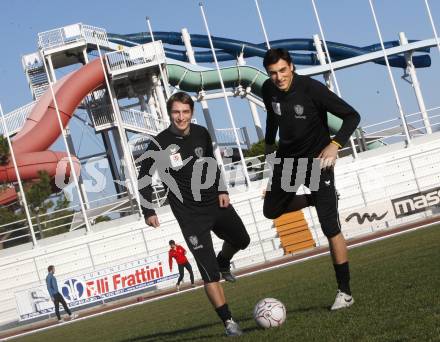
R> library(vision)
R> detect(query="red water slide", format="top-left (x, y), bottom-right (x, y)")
top-left (0, 58), bottom-right (105, 204)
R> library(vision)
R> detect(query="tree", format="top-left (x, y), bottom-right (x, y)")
top-left (26, 171), bottom-right (53, 213)
top-left (42, 192), bottom-right (74, 238)
top-left (244, 139), bottom-right (266, 159)
top-left (0, 135), bottom-right (10, 165)
top-left (0, 171), bottom-right (54, 248)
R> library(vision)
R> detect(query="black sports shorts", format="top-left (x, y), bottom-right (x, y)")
top-left (178, 204), bottom-right (250, 283)
top-left (263, 158), bottom-right (341, 238)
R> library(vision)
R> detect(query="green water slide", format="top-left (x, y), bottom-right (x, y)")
top-left (166, 62), bottom-right (381, 150)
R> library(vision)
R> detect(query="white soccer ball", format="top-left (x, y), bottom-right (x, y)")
top-left (253, 298), bottom-right (286, 329)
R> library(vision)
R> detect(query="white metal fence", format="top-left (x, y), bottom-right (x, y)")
top-left (37, 23), bottom-right (109, 50)
top-left (360, 105), bottom-right (440, 146)
top-left (120, 108), bottom-right (169, 134)
top-left (0, 102), bottom-right (36, 136)
top-left (90, 103), bottom-right (169, 135)
top-left (215, 126), bottom-right (251, 149)
top-left (105, 41), bottom-right (166, 75)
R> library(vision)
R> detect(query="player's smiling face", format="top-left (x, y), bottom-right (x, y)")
top-left (267, 59), bottom-right (294, 91)
top-left (170, 101), bottom-right (193, 136)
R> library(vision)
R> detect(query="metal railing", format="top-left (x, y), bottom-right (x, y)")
top-left (21, 52), bottom-right (49, 100)
top-left (89, 104), bottom-right (115, 128)
top-left (361, 105), bottom-right (440, 145)
top-left (120, 108), bottom-right (169, 134)
top-left (21, 52), bottom-right (44, 71)
top-left (2, 135), bottom-right (440, 249)
top-left (223, 154), bottom-right (269, 186)
top-left (38, 23), bottom-right (109, 50)
top-left (0, 101), bottom-right (36, 136)
top-left (215, 127), bottom-right (251, 149)
top-left (105, 41), bottom-right (166, 74)
top-left (0, 191), bottom-right (134, 247)
top-left (90, 103), bottom-right (168, 135)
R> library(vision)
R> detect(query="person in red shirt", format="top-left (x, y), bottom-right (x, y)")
top-left (169, 240), bottom-right (194, 291)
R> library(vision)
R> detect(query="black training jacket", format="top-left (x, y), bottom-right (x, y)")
top-left (138, 124), bottom-right (226, 221)
top-left (262, 73), bottom-right (360, 157)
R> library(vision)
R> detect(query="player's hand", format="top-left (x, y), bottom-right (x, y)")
top-left (218, 194), bottom-right (230, 208)
top-left (318, 143), bottom-right (338, 169)
top-left (146, 215), bottom-right (160, 228)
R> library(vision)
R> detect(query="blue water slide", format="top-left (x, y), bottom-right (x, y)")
top-left (107, 32), bottom-right (431, 68)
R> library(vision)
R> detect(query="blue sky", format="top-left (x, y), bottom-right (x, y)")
top-left (1, 0), bottom-right (440, 203)
top-left (2, 0), bottom-right (440, 121)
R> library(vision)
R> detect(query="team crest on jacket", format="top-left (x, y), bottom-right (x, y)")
top-left (194, 147), bottom-right (204, 159)
top-left (294, 104), bottom-right (304, 115)
top-left (189, 235), bottom-right (198, 247)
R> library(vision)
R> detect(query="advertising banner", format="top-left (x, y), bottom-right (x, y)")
top-left (15, 253), bottom-right (178, 321)
top-left (339, 201), bottom-right (395, 230)
top-left (391, 186), bottom-right (440, 218)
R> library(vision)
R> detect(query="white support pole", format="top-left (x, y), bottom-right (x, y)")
top-left (147, 89), bottom-right (160, 121)
top-left (48, 52), bottom-right (89, 207)
top-left (46, 55), bottom-right (57, 82)
top-left (200, 97), bottom-right (217, 141)
top-left (139, 96), bottom-right (147, 112)
top-left (199, 2), bottom-right (251, 187)
top-left (236, 56), bottom-right (265, 141)
top-left (152, 75), bottom-right (170, 124)
top-left (40, 54), bottom-right (92, 232)
top-left (254, 0), bottom-right (271, 49)
top-left (310, 0), bottom-right (359, 157)
top-left (399, 32), bottom-right (431, 134)
top-left (181, 28), bottom-right (197, 64)
top-left (199, 96), bottom-right (226, 183)
top-left (181, 27), bottom-right (225, 180)
top-left (368, 0), bottom-right (411, 144)
top-left (424, 0), bottom-right (440, 56)
top-left (310, 0), bottom-right (341, 94)
top-left (146, 17), bottom-right (171, 99)
top-left (313, 34), bottom-right (334, 91)
top-left (80, 183), bottom-right (90, 210)
top-left (93, 34), bottom-right (143, 217)
top-left (82, 48), bottom-right (89, 64)
top-left (248, 101), bottom-right (265, 142)
top-left (0, 103), bottom-right (38, 246)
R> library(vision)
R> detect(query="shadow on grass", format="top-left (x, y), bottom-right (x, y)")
top-left (118, 306), bottom-right (325, 341)
top-left (119, 315), bottom-right (258, 342)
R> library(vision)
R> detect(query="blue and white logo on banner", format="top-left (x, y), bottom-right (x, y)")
top-left (62, 278), bottom-right (84, 301)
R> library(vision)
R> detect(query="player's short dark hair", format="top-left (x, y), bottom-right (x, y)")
top-left (169, 240), bottom-right (175, 246)
top-left (263, 48), bottom-right (295, 70)
top-left (166, 92), bottom-right (194, 115)
top-left (48, 265), bottom-right (54, 272)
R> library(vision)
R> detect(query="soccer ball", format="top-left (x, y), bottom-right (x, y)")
top-left (253, 298), bottom-right (286, 329)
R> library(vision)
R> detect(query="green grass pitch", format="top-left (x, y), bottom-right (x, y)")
top-left (15, 225), bottom-right (440, 341)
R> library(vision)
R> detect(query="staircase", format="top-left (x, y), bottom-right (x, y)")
top-left (22, 53), bottom-right (49, 100)
top-left (90, 104), bottom-right (168, 136)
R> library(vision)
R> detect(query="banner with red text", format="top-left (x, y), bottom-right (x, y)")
top-left (15, 253), bottom-right (178, 321)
